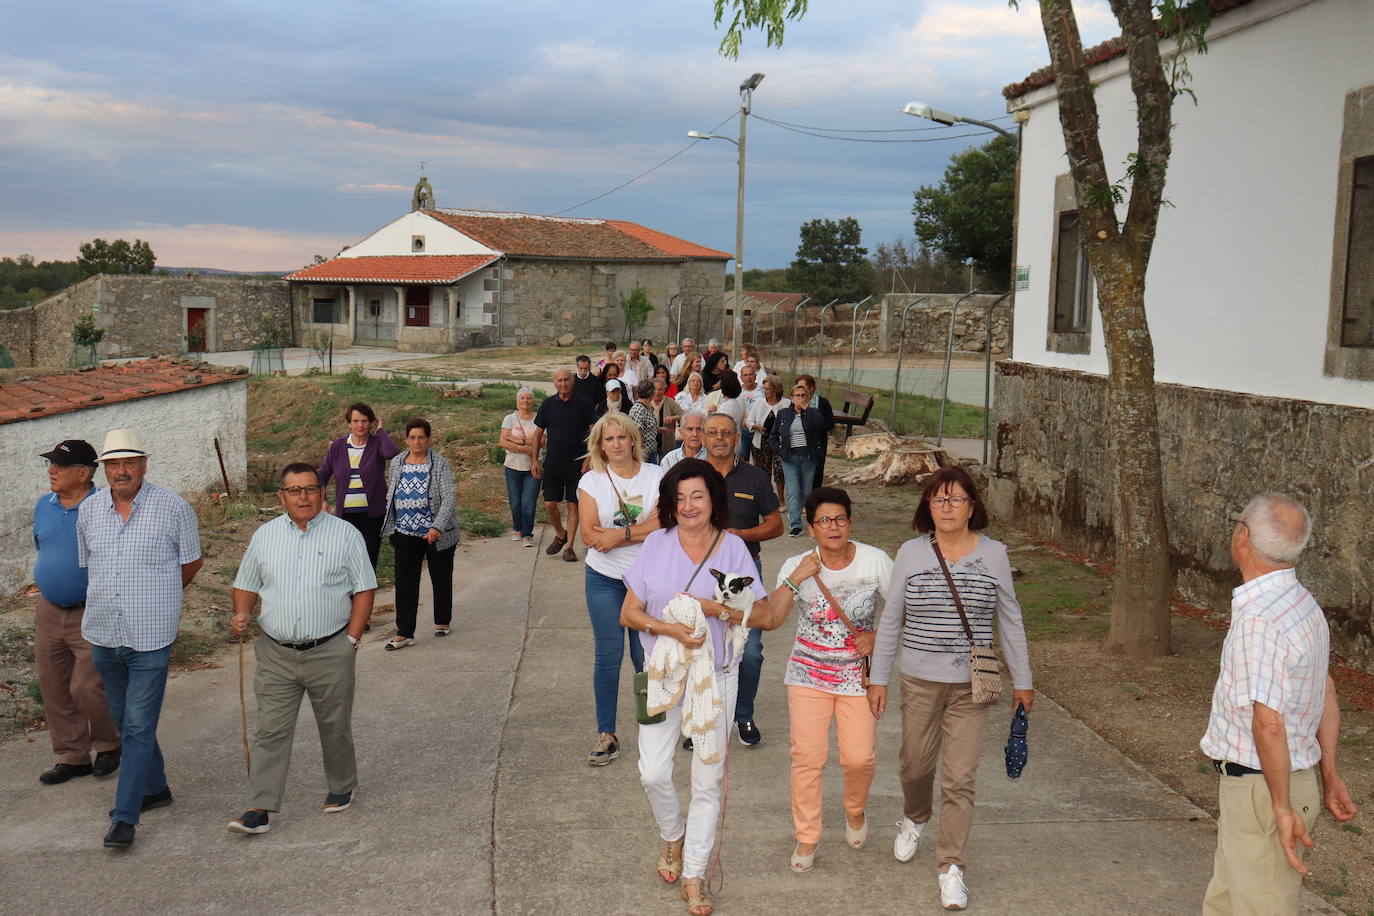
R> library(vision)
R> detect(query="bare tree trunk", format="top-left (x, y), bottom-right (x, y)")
top-left (1037, 0), bottom-right (1176, 657)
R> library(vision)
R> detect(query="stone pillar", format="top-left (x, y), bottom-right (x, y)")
top-left (346, 285), bottom-right (357, 344)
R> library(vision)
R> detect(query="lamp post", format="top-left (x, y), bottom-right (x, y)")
top-left (689, 71), bottom-right (763, 360)
top-left (901, 101), bottom-right (1018, 142)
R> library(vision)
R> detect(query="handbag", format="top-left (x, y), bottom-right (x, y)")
top-left (635, 529), bottom-right (722, 725)
top-left (811, 564), bottom-right (871, 689)
top-left (931, 535), bottom-right (1002, 705)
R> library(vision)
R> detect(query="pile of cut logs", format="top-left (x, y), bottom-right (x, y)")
top-left (832, 432), bottom-right (957, 487)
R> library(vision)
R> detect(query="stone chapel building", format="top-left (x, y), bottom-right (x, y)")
top-left (287, 178), bottom-right (731, 351)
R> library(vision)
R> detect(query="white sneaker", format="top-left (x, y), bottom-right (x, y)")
top-left (939, 865), bottom-right (968, 910)
top-left (893, 816), bottom-right (925, 862)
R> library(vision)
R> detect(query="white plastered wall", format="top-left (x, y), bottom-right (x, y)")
top-left (338, 212), bottom-right (498, 258)
top-left (0, 381), bottom-right (248, 594)
top-left (1011, 0), bottom-right (1374, 408)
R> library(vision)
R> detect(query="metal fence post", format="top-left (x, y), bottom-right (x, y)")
top-left (815, 299), bottom-right (838, 382)
top-left (890, 297), bottom-right (927, 428)
top-left (937, 291), bottom-right (978, 445)
top-left (847, 295), bottom-right (873, 388)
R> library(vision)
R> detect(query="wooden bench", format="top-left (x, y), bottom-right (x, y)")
top-left (833, 389), bottom-right (875, 439)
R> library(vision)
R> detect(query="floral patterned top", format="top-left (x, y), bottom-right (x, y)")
top-left (777, 541), bottom-right (894, 696)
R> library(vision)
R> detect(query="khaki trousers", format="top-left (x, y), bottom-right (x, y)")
top-left (248, 632), bottom-right (357, 812)
top-left (1202, 768), bottom-right (1319, 916)
top-left (34, 596), bottom-right (119, 763)
top-left (898, 674), bottom-right (989, 870)
top-left (788, 685), bottom-right (876, 844)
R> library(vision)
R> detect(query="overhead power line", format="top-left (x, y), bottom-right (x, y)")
top-left (759, 114), bottom-right (1012, 133)
top-left (552, 112), bottom-right (737, 216)
top-left (750, 114), bottom-right (998, 144)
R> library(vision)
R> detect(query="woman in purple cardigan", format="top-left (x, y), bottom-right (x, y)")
top-left (318, 401), bottom-right (401, 569)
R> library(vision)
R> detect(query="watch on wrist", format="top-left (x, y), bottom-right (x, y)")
top-left (718, 607), bottom-right (731, 621)
top-left (624, 526), bottom-right (632, 541)
top-left (646, 621), bottom-right (655, 636)
top-left (346, 634), bottom-right (359, 647)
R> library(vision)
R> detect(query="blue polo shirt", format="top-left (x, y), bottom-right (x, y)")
top-left (33, 487), bottom-right (97, 607)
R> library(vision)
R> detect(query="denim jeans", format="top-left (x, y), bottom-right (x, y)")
top-left (504, 466), bottom-right (540, 538)
top-left (734, 554), bottom-right (766, 724)
top-left (782, 453), bottom-right (817, 531)
top-left (585, 566), bottom-right (645, 735)
top-left (91, 644), bottom-right (172, 825)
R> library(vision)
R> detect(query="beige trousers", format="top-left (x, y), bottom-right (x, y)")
top-left (1202, 767), bottom-right (1319, 916)
top-left (898, 674), bottom-right (989, 870)
top-left (248, 633), bottom-right (357, 812)
top-left (34, 596), bottom-right (119, 763)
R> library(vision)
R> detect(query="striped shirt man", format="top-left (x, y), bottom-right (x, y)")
top-left (1200, 568), bottom-right (1329, 771)
top-left (77, 481), bottom-right (201, 652)
top-left (233, 511), bottom-right (377, 643)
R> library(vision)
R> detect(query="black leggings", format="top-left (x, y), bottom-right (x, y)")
top-left (390, 533), bottom-right (455, 638)
top-left (343, 512), bottom-right (384, 570)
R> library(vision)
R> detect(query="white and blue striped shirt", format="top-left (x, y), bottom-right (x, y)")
top-left (78, 481), bottom-right (202, 652)
top-left (234, 510), bottom-right (378, 642)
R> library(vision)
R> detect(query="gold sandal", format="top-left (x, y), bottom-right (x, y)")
top-left (680, 877), bottom-right (713, 915)
top-left (657, 836), bottom-right (684, 884)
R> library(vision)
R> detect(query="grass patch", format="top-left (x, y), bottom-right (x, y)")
top-left (812, 377), bottom-right (985, 438)
top-left (1011, 554), bottom-right (1110, 639)
top-left (461, 507), bottom-right (509, 539)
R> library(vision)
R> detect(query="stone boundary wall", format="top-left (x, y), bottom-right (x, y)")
top-left (753, 293), bottom-right (1012, 358)
top-left (0, 380), bottom-right (248, 595)
top-left (989, 360), bottom-right (1374, 667)
top-left (0, 275), bottom-right (293, 367)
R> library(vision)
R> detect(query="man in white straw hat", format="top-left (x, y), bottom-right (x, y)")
top-left (77, 428), bottom-right (202, 849)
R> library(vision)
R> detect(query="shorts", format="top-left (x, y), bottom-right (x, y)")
top-left (542, 461), bottom-right (582, 503)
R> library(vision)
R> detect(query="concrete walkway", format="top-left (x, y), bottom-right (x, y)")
top-left (0, 533), bottom-right (1334, 914)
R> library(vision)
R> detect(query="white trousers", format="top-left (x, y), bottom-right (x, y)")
top-left (637, 666), bottom-right (739, 879)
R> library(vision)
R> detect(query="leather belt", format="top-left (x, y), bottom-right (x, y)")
top-left (1213, 759), bottom-right (1261, 777)
top-left (270, 626), bottom-right (347, 652)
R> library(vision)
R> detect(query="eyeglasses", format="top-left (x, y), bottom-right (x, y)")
top-left (929, 496), bottom-right (971, 508)
top-left (813, 514), bottom-right (850, 528)
top-left (703, 430), bottom-right (734, 438)
top-left (279, 485), bottom-right (323, 495)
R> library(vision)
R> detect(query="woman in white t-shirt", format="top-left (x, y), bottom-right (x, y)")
top-left (577, 411), bottom-right (665, 766)
top-left (752, 485), bottom-right (893, 874)
top-left (674, 371), bottom-right (707, 413)
top-left (498, 387), bottom-right (540, 546)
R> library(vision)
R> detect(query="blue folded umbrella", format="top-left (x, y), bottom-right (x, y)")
top-left (1004, 702), bottom-right (1029, 779)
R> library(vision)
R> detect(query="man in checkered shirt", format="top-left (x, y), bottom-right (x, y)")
top-left (77, 429), bottom-right (202, 850)
top-left (1200, 493), bottom-right (1358, 915)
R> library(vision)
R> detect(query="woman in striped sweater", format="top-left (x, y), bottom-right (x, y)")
top-left (868, 465), bottom-right (1033, 911)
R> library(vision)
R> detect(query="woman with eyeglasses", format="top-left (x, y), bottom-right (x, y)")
top-left (769, 382), bottom-right (828, 538)
top-left (380, 418), bottom-right (460, 647)
top-left (749, 486), bottom-right (893, 874)
top-left (869, 466), bottom-right (1033, 911)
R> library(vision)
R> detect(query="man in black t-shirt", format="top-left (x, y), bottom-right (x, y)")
top-left (532, 368), bottom-right (597, 563)
top-left (570, 355), bottom-right (605, 412)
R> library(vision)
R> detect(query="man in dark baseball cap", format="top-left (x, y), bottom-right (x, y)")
top-left (39, 439), bottom-right (99, 468)
top-left (33, 438), bottom-right (120, 787)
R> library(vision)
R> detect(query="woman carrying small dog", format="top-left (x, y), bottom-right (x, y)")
top-left (380, 418), bottom-right (459, 647)
top-left (620, 458), bottom-right (781, 916)
top-left (577, 412), bottom-right (664, 766)
top-left (749, 485), bottom-right (893, 873)
top-left (870, 465), bottom-right (1033, 911)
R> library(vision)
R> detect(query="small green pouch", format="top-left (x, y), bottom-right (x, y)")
top-left (635, 670), bottom-right (665, 725)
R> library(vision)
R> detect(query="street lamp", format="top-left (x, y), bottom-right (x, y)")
top-left (689, 71), bottom-right (764, 358)
top-left (902, 101), bottom-right (1017, 143)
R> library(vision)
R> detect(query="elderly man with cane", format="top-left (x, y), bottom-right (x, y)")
top-left (226, 462), bottom-right (376, 835)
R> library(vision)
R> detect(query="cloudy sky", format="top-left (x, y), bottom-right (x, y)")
top-left (0, 0), bottom-right (1117, 272)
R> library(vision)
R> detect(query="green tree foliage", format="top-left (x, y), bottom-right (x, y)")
top-left (912, 134), bottom-right (1017, 290)
top-left (619, 284), bottom-right (655, 337)
top-left (786, 217), bottom-right (874, 304)
top-left (0, 254), bottom-right (84, 309)
top-left (872, 236), bottom-right (990, 295)
top-left (77, 238), bottom-right (156, 277)
top-left (726, 267), bottom-right (793, 292)
top-left (72, 312), bottom-right (105, 347)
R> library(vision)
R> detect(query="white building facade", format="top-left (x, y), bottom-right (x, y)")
top-left (991, 0), bottom-right (1374, 662)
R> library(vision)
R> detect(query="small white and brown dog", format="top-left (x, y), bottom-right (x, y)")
top-left (710, 568), bottom-right (755, 666)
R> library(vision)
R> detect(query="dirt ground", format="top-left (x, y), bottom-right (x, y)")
top-left (2, 361), bottom-right (1369, 912)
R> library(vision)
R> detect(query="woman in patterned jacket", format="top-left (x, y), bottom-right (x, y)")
top-left (380, 418), bottom-right (459, 648)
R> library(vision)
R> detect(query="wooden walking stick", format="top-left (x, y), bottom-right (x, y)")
top-left (238, 636), bottom-right (251, 772)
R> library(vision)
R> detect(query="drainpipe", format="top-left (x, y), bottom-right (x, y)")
top-left (846, 295), bottom-right (873, 388)
top-left (889, 297), bottom-right (927, 427)
top-left (937, 291), bottom-right (978, 445)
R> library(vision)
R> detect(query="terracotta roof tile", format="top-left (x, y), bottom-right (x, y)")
top-left (427, 210), bottom-right (731, 261)
top-left (0, 359), bottom-right (245, 426)
top-left (1003, 0), bottom-right (1256, 99)
top-left (285, 254), bottom-right (499, 283)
